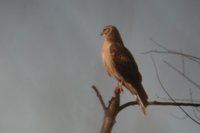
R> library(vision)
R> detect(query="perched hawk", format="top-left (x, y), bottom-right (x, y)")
top-left (101, 25), bottom-right (148, 114)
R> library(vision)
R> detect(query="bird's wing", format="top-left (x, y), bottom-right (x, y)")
top-left (110, 43), bottom-right (142, 84)
top-left (110, 43), bottom-right (148, 114)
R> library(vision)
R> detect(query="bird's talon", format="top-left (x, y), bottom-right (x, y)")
top-left (117, 86), bottom-right (123, 94)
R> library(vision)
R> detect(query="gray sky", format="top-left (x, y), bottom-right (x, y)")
top-left (0, 0), bottom-right (200, 133)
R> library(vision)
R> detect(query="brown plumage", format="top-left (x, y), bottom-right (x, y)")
top-left (101, 25), bottom-right (148, 114)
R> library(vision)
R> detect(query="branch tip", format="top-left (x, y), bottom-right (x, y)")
top-left (92, 85), bottom-right (107, 110)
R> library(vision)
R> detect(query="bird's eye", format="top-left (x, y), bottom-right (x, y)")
top-left (103, 28), bottom-right (110, 34)
top-left (103, 28), bottom-right (107, 32)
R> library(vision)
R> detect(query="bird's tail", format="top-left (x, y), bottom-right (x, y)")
top-left (124, 82), bottom-right (148, 115)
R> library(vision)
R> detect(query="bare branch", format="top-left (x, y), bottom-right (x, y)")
top-left (118, 101), bottom-right (200, 113)
top-left (101, 88), bottom-right (120, 133)
top-left (92, 83), bottom-right (200, 133)
top-left (142, 38), bottom-right (200, 64)
top-left (149, 38), bottom-right (168, 50)
top-left (155, 94), bottom-right (200, 103)
top-left (189, 88), bottom-right (200, 121)
top-left (149, 38), bottom-right (200, 61)
top-left (164, 60), bottom-right (200, 90)
top-left (151, 55), bottom-right (200, 125)
top-left (142, 50), bottom-right (200, 64)
top-left (181, 49), bottom-right (185, 74)
top-left (92, 85), bottom-right (107, 110)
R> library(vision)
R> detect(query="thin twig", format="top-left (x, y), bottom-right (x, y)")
top-left (155, 94), bottom-right (200, 103)
top-left (181, 49), bottom-right (185, 74)
top-left (92, 85), bottom-right (107, 110)
top-left (149, 38), bottom-right (169, 51)
top-left (151, 55), bottom-right (200, 125)
top-left (163, 60), bottom-right (200, 90)
top-left (142, 50), bottom-right (200, 64)
top-left (149, 38), bottom-right (200, 61)
top-left (141, 50), bottom-right (200, 59)
top-left (142, 38), bottom-right (200, 64)
top-left (189, 88), bottom-right (200, 121)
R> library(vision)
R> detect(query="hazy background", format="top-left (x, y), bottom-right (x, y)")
top-left (0, 0), bottom-right (200, 133)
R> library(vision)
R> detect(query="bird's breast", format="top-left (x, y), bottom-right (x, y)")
top-left (101, 41), bottom-right (121, 80)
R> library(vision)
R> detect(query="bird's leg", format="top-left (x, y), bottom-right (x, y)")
top-left (116, 81), bottom-right (124, 94)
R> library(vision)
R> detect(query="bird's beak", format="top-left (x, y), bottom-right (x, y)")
top-left (100, 32), bottom-right (103, 36)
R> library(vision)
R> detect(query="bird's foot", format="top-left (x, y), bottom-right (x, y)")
top-left (114, 81), bottom-right (124, 97)
top-left (116, 85), bottom-right (124, 95)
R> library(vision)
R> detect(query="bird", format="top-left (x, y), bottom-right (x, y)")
top-left (101, 25), bottom-right (148, 114)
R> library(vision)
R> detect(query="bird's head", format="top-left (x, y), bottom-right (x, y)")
top-left (100, 25), bottom-right (118, 36)
top-left (100, 25), bottom-right (122, 43)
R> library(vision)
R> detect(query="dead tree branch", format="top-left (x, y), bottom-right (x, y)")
top-left (92, 86), bottom-right (120, 133)
top-left (118, 101), bottom-right (200, 113)
top-left (141, 38), bottom-right (200, 64)
top-left (151, 55), bottom-right (200, 125)
top-left (155, 94), bottom-right (200, 103)
top-left (92, 85), bottom-right (107, 110)
top-left (92, 85), bottom-right (200, 133)
top-left (142, 49), bottom-right (200, 62)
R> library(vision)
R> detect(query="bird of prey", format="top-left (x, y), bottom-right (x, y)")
top-left (101, 25), bottom-right (148, 114)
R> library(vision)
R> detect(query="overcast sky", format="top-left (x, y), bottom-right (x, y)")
top-left (0, 0), bottom-right (200, 133)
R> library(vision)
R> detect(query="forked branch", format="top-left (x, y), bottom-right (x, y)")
top-left (92, 86), bottom-right (200, 133)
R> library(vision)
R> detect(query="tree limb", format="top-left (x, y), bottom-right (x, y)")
top-left (92, 85), bottom-right (200, 133)
top-left (142, 49), bottom-right (200, 62)
top-left (149, 38), bottom-right (200, 61)
top-left (118, 101), bottom-right (200, 113)
top-left (141, 38), bottom-right (200, 64)
top-left (151, 55), bottom-right (200, 125)
top-left (92, 85), bottom-right (107, 110)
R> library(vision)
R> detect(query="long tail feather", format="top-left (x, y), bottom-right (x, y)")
top-left (124, 82), bottom-right (148, 115)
